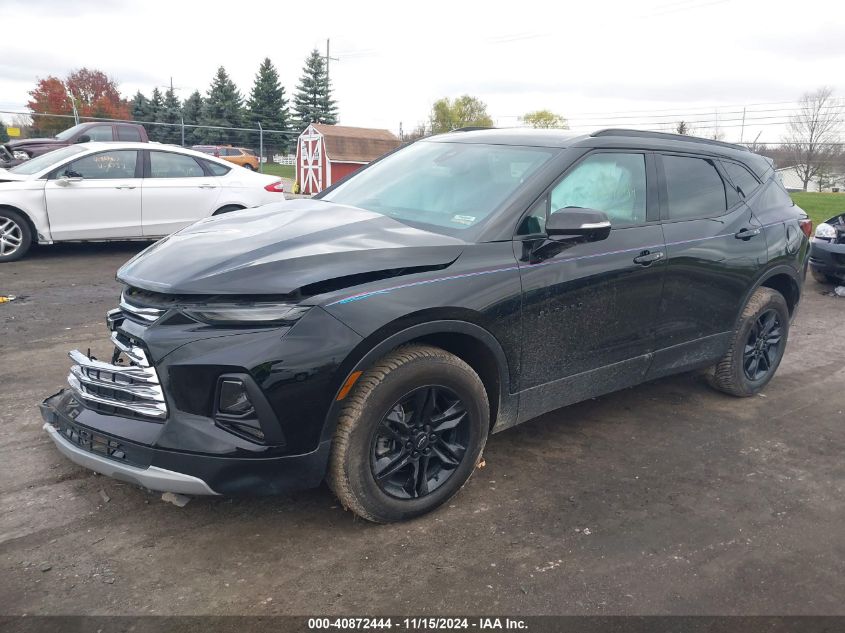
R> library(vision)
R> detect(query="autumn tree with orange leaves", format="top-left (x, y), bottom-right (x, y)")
top-left (27, 68), bottom-right (130, 135)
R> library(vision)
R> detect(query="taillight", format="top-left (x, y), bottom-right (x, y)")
top-left (264, 181), bottom-right (285, 193)
top-left (799, 218), bottom-right (813, 239)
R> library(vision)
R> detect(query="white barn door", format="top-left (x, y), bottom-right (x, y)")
top-left (298, 125), bottom-right (323, 194)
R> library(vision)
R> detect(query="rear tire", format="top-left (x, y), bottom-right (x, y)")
top-left (243, 164), bottom-right (255, 171)
top-left (0, 209), bottom-right (32, 262)
top-left (708, 287), bottom-right (789, 397)
top-left (328, 344), bottom-right (489, 523)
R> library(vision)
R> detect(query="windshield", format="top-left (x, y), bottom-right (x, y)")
top-left (320, 141), bottom-right (556, 234)
top-left (55, 124), bottom-right (88, 141)
top-left (9, 145), bottom-right (86, 175)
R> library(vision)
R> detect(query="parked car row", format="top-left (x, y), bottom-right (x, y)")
top-left (1, 122), bottom-right (149, 167)
top-left (192, 145), bottom-right (260, 171)
top-left (0, 142), bottom-right (285, 261)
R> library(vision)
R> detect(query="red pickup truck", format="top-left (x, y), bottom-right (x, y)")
top-left (1, 122), bottom-right (149, 166)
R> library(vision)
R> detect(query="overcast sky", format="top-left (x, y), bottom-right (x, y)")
top-left (1, 0), bottom-right (843, 142)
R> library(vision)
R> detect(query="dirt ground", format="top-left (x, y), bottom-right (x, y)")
top-left (1, 242), bottom-right (844, 616)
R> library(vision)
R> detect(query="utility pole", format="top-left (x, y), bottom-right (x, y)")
top-left (325, 38), bottom-right (339, 85)
top-left (739, 106), bottom-right (746, 143)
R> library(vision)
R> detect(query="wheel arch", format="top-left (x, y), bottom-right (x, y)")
top-left (212, 203), bottom-right (246, 216)
top-left (0, 204), bottom-right (39, 241)
top-left (320, 312), bottom-right (515, 445)
top-left (745, 265), bottom-right (802, 318)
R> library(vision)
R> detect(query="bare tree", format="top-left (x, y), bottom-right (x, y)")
top-left (783, 87), bottom-right (843, 191)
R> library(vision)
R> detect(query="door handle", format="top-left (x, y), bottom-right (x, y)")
top-left (735, 227), bottom-right (761, 240)
top-left (114, 184), bottom-right (136, 190)
top-left (198, 183), bottom-right (217, 189)
top-left (633, 250), bottom-right (664, 266)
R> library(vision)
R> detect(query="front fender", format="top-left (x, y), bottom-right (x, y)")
top-left (319, 318), bottom-right (517, 444)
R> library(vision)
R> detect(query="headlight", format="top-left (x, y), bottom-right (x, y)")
top-left (182, 303), bottom-right (310, 325)
top-left (12, 150), bottom-right (30, 161)
top-left (815, 223), bottom-right (837, 240)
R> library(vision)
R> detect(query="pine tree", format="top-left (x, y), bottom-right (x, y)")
top-left (147, 88), bottom-right (165, 141)
top-left (293, 49), bottom-right (338, 131)
top-left (198, 66), bottom-right (244, 145)
top-left (181, 90), bottom-right (204, 146)
top-left (156, 86), bottom-right (182, 145)
top-left (246, 58), bottom-right (291, 152)
top-left (131, 91), bottom-right (152, 121)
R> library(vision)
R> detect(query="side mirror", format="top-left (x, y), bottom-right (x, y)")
top-left (76, 135), bottom-right (91, 144)
top-left (57, 170), bottom-right (83, 185)
top-left (545, 208), bottom-right (611, 242)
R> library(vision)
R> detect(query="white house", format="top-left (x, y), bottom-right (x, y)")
top-left (776, 165), bottom-right (845, 193)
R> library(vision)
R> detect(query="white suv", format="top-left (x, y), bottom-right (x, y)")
top-left (0, 143), bottom-right (286, 261)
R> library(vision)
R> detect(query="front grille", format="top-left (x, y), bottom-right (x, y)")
top-left (119, 292), bottom-right (166, 324)
top-left (67, 333), bottom-right (167, 420)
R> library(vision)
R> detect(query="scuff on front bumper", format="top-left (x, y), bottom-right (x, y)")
top-left (40, 394), bottom-right (218, 495)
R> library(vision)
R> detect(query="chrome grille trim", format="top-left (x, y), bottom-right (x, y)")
top-left (67, 347), bottom-right (167, 420)
top-left (69, 365), bottom-right (163, 400)
top-left (119, 293), bottom-right (165, 323)
top-left (110, 331), bottom-right (149, 366)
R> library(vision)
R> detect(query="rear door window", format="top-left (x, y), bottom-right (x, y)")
top-left (149, 151), bottom-right (205, 178)
top-left (661, 155), bottom-right (727, 220)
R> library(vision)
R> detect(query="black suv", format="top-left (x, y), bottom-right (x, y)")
top-left (41, 128), bottom-right (811, 522)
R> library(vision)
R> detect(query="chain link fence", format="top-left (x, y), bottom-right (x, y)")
top-left (1, 110), bottom-right (299, 175)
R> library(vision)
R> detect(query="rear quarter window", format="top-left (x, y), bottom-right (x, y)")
top-left (117, 126), bottom-right (143, 142)
top-left (722, 160), bottom-right (760, 198)
top-left (755, 180), bottom-right (795, 211)
top-left (202, 159), bottom-right (231, 176)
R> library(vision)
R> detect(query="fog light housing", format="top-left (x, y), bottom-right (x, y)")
top-left (213, 374), bottom-right (286, 446)
top-left (218, 379), bottom-right (255, 416)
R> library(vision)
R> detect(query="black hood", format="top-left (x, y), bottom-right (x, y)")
top-left (117, 200), bottom-right (466, 296)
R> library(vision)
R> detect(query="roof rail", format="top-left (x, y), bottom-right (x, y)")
top-left (591, 128), bottom-right (749, 152)
top-left (452, 126), bottom-right (496, 132)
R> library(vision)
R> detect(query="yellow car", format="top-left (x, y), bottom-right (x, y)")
top-left (192, 145), bottom-right (260, 171)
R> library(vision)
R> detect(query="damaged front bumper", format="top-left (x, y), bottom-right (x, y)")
top-left (41, 393), bottom-right (218, 495)
top-left (809, 236), bottom-right (845, 281)
top-left (40, 388), bottom-right (333, 496)
top-left (37, 295), bottom-right (357, 496)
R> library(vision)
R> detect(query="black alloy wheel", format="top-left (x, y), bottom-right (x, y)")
top-left (371, 385), bottom-right (470, 500)
top-left (743, 309), bottom-right (783, 381)
top-left (709, 287), bottom-right (790, 397)
top-left (328, 344), bottom-right (489, 523)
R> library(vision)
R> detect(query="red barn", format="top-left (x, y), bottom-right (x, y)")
top-left (296, 123), bottom-right (401, 195)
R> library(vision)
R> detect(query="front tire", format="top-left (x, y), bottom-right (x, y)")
top-left (328, 345), bottom-right (489, 523)
top-left (0, 209), bottom-right (32, 262)
top-left (709, 287), bottom-right (790, 397)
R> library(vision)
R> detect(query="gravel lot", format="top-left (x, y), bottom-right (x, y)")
top-left (1, 242), bottom-right (844, 616)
